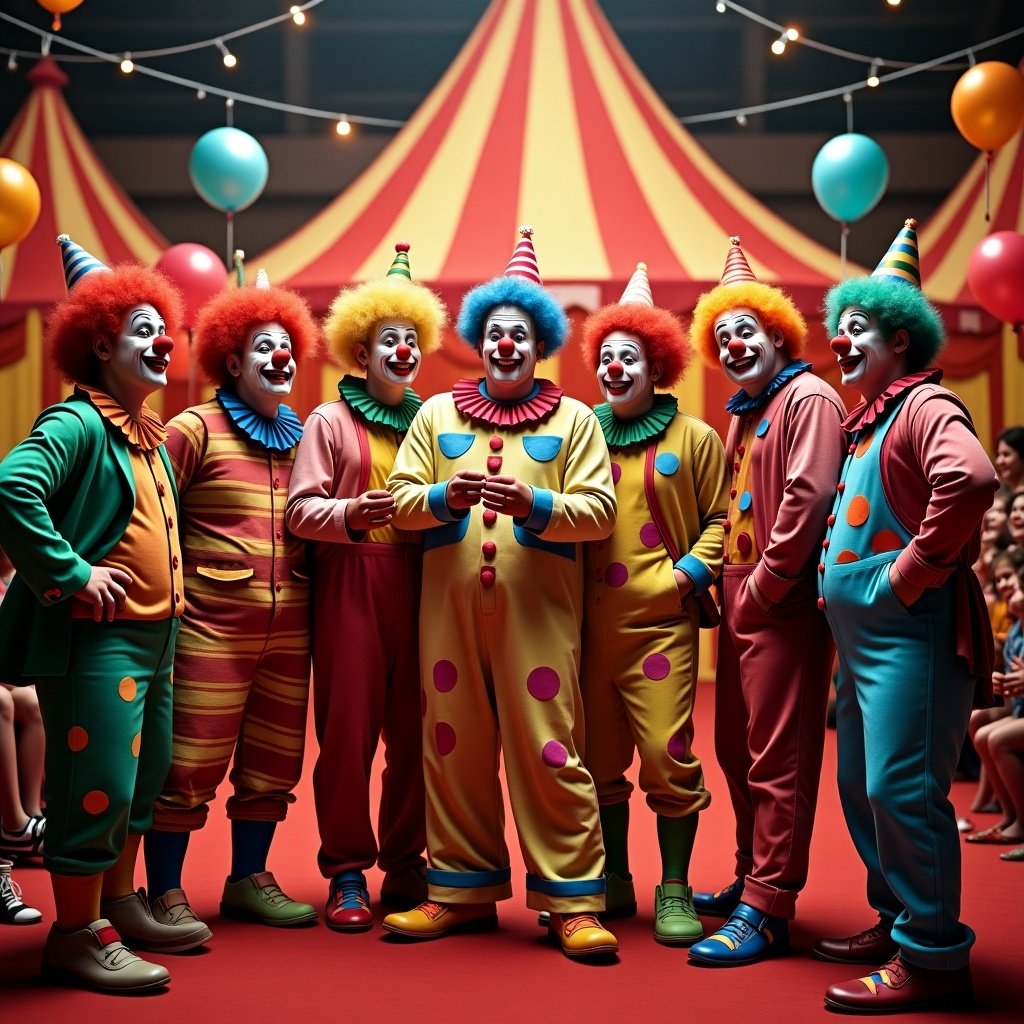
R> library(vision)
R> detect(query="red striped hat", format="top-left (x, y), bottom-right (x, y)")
top-left (720, 235), bottom-right (757, 285)
top-left (504, 225), bottom-right (542, 284)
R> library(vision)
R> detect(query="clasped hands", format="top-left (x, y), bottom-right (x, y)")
top-left (447, 470), bottom-right (532, 519)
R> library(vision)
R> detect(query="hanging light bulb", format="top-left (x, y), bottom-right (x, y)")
top-left (866, 59), bottom-right (881, 88)
top-left (120, 52), bottom-right (134, 74)
top-left (290, 5), bottom-right (306, 25)
top-left (785, 27), bottom-right (799, 41)
top-left (215, 39), bottom-right (237, 68)
top-left (771, 33), bottom-right (787, 55)
top-left (715, 2), bottom-right (727, 12)
top-left (886, 0), bottom-right (902, 7)
top-left (196, 88), bottom-right (206, 100)
top-left (336, 117), bottom-right (352, 137)
top-left (6, 52), bottom-right (18, 72)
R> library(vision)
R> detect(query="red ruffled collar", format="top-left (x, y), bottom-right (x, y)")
top-left (76, 385), bottom-right (167, 451)
top-left (452, 378), bottom-right (563, 428)
top-left (842, 369), bottom-right (941, 434)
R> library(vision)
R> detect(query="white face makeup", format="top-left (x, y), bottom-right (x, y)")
top-left (714, 306), bottom-right (786, 395)
top-left (597, 330), bottom-right (658, 419)
top-left (100, 303), bottom-right (172, 399)
top-left (480, 304), bottom-right (543, 400)
top-left (830, 307), bottom-right (899, 401)
top-left (359, 319), bottom-right (420, 388)
top-left (230, 321), bottom-right (295, 411)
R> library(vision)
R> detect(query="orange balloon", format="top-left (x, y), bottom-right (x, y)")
top-left (951, 61), bottom-right (1024, 153)
top-left (35, 0), bottom-right (85, 31)
top-left (0, 158), bottom-right (42, 250)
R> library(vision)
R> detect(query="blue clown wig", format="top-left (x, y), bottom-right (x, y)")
top-left (456, 276), bottom-right (568, 357)
top-left (824, 277), bottom-right (946, 372)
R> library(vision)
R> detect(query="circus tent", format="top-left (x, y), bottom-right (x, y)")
top-left (0, 57), bottom-right (168, 457)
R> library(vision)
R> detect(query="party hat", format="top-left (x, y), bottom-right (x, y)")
top-left (56, 234), bottom-right (109, 291)
top-left (255, 268), bottom-right (270, 290)
top-left (619, 262), bottom-right (653, 306)
top-left (720, 235), bottom-right (758, 285)
top-left (871, 218), bottom-right (921, 287)
top-left (504, 225), bottom-right (542, 284)
top-left (387, 241), bottom-right (413, 281)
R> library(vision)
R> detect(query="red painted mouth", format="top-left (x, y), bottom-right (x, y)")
top-left (602, 379), bottom-right (632, 395)
top-left (142, 356), bottom-right (168, 374)
top-left (491, 356), bottom-right (521, 372)
top-left (839, 355), bottom-right (863, 375)
top-left (388, 361), bottom-right (416, 377)
top-left (261, 368), bottom-right (292, 385)
top-left (727, 355), bottom-right (757, 374)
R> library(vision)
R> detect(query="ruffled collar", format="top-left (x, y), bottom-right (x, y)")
top-left (842, 369), bottom-right (941, 434)
top-left (338, 374), bottom-right (422, 432)
top-left (452, 378), bottom-right (562, 428)
top-left (725, 360), bottom-right (812, 415)
top-left (216, 388), bottom-right (303, 452)
top-left (594, 394), bottom-right (677, 449)
top-left (75, 385), bottom-right (166, 451)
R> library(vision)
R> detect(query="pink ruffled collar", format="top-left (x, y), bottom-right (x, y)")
top-left (842, 369), bottom-right (941, 434)
top-left (452, 378), bottom-right (563, 428)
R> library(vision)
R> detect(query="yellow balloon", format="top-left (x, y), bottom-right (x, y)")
top-left (951, 61), bottom-right (1024, 153)
top-left (0, 158), bottom-right (42, 250)
top-left (35, 0), bottom-right (85, 31)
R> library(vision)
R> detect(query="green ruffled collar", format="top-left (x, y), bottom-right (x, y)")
top-left (338, 374), bottom-right (422, 432)
top-left (594, 393), bottom-right (677, 448)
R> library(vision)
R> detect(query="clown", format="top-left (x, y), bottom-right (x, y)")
top-left (0, 236), bottom-right (192, 992)
top-left (286, 242), bottom-right (446, 931)
top-left (381, 227), bottom-right (619, 960)
top-left (144, 269), bottom-right (319, 932)
top-left (814, 221), bottom-right (996, 1014)
top-left (686, 237), bottom-right (846, 967)
top-left (578, 262), bottom-right (728, 945)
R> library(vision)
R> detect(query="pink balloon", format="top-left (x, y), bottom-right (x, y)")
top-left (967, 231), bottom-right (1024, 325)
top-left (155, 243), bottom-right (227, 329)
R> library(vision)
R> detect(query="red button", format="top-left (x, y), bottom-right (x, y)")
top-left (827, 514), bottom-right (836, 526)
top-left (817, 597), bottom-right (826, 610)
top-left (734, 462), bottom-right (741, 472)
top-left (157, 482), bottom-right (166, 496)
top-left (174, 592), bottom-right (181, 604)
top-left (487, 456), bottom-right (502, 472)
top-left (489, 436), bottom-right (503, 451)
top-left (818, 563), bottom-right (825, 574)
top-left (480, 567), bottom-right (496, 588)
top-left (273, 478), bottom-right (281, 490)
top-left (723, 521), bottom-right (732, 533)
top-left (172, 555), bottom-right (179, 569)
top-left (275, 583), bottom-right (282, 592)
top-left (482, 541), bottom-right (496, 560)
top-left (483, 509), bottom-right (497, 526)
top-left (167, 516), bottom-right (174, 528)
top-left (730, 489), bottom-right (737, 498)
top-left (723, 554), bottom-right (731, 565)
top-left (276, 530), bottom-right (283, 541)
top-left (837, 482), bottom-right (846, 494)
top-left (848, 443), bottom-right (857, 454)
top-left (822, 539), bottom-right (830, 550)
top-left (736, 444), bottom-right (745, 455)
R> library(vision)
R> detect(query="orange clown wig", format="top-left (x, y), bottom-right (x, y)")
top-left (582, 303), bottom-right (691, 389)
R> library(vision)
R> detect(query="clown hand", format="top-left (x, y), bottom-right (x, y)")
top-left (482, 475), bottom-right (533, 518)
top-left (446, 470), bottom-right (486, 511)
top-left (74, 567), bottom-right (133, 622)
top-left (345, 489), bottom-right (396, 531)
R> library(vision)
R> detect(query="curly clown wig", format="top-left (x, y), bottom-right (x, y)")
top-left (689, 281), bottom-right (807, 368)
top-left (195, 285), bottom-right (321, 388)
top-left (47, 264), bottom-right (183, 386)
top-left (323, 278), bottom-right (447, 374)
top-left (457, 276), bottom-right (568, 357)
top-left (823, 277), bottom-right (945, 372)
top-left (581, 303), bottom-right (691, 389)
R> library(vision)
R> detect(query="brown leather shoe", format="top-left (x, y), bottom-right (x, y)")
top-left (812, 922), bottom-right (897, 964)
top-left (41, 919), bottom-right (170, 993)
top-left (824, 955), bottom-right (973, 1014)
top-left (381, 900), bottom-right (497, 940)
top-left (103, 888), bottom-right (210, 952)
top-left (549, 913), bottom-right (619, 960)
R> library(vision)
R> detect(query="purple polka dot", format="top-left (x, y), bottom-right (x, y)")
top-left (435, 722), bottom-right (456, 756)
top-left (667, 731), bottom-right (689, 762)
top-left (527, 666), bottom-right (561, 701)
top-left (606, 562), bottom-right (629, 587)
top-left (610, 462), bottom-right (622, 485)
top-left (643, 653), bottom-right (671, 680)
top-left (433, 659), bottom-right (457, 692)
top-left (639, 522), bottom-right (661, 549)
top-left (542, 740), bottom-right (568, 768)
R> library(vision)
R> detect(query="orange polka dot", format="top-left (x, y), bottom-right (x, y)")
top-left (846, 495), bottom-right (870, 527)
top-left (836, 550), bottom-right (861, 564)
top-left (118, 677), bottom-right (137, 702)
top-left (871, 530), bottom-right (904, 554)
top-left (82, 790), bottom-right (110, 815)
top-left (131, 732), bottom-right (142, 758)
top-left (67, 726), bottom-right (89, 752)
top-left (855, 435), bottom-right (873, 458)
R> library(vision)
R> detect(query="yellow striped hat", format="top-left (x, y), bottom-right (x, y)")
top-left (871, 218), bottom-right (921, 287)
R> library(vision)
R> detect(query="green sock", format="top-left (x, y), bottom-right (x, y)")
top-left (657, 813), bottom-right (698, 885)
top-left (599, 802), bottom-right (631, 878)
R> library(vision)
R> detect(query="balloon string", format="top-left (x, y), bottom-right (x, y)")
top-left (984, 152), bottom-right (992, 223)
top-left (226, 213), bottom-right (234, 271)
top-left (840, 222), bottom-right (849, 278)
top-left (187, 327), bottom-right (196, 408)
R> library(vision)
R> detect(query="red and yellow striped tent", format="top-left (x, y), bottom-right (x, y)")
top-left (919, 128), bottom-right (1024, 443)
top-left (0, 58), bottom-right (167, 457)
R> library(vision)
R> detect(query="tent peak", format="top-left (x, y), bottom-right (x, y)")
top-left (27, 57), bottom-right (69, 90)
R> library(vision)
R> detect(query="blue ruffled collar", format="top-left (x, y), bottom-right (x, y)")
top-left (216, 388), bottom-right (303, 452)
top-left (725, 360), bottom-right (811, 414)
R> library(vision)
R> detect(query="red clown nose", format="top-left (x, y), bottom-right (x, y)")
top-left (395, 342), bottom-right (412, 361)
top-left (830, 335), bottom-right (852, 357)
top-left (606, 360), bottom-right (624, 378)
top-left (270, 349), bottom-right (292, 369)
top-left (727, 339), bottom-right (748, 359)
top-left (152, 335), bottom-right (175, 357)
top-left (497, 337), bottom-right (516, 357)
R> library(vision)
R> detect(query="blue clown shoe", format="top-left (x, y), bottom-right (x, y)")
top-left (687, 902), bottom-right (789, 967)
top-left (692, 878), bottom-right (744, 917)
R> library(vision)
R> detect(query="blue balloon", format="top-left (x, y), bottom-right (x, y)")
top-left (811, 133), bottom-right (889, 223)
top-left (189, 127), bottom-right (268, 214)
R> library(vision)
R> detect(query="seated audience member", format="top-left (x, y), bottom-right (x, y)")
top-left (994, 427), bottom-right (1024, 495)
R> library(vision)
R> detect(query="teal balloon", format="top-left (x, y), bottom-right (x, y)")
top-left (189, 127), bottom-right (268, 214)
top-left (811, 133), bottom-right (889, 223)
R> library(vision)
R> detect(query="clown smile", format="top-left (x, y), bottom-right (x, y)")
top-left (260, 367), bottom-right (292, 385)
top-left (839, 353), bottom-right (864, 376)
top-left (386, 359), bottom-right (417, 378)
top-left (142, 355), bottom-right (169, 375)
top-left (491, 355), bottom-right (523, 372)
top-left (727, 354), bottom-right (757, 375)
top-left (602, 378), bottom-right (633, 396)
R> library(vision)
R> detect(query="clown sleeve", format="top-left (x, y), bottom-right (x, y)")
top-left (164, 410), bottom-right (207, 495)
top-left (677, 425), bottom-right (729, 593)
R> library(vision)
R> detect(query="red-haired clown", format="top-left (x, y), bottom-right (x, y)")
top-left (145, 267), bottom-right (319, 933)
top-left (0, 236), bottom-right (189, 992)
top-left (578, 262), bottom-right (728, 946)
top-left (685, 238), bottom-right (846, 968)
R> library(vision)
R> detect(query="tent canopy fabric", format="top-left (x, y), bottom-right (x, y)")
top-left (254, 0), bottom-right (855, 308)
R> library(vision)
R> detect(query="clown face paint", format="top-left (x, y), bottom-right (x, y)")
top-left (358, 319), bottom-right (420, 401)
top-left (99, 303), bottom-right (173, 407)
top-left (480, 304), bottom-right (544, 402)
top-left (831, 307), bottom-right (904, 403)
top-left (597, 330), bottom-right (657, 420)
top-left (714, 307), bottom-right (786, 396)
top-left (230, 321), bottom-right (295, 416)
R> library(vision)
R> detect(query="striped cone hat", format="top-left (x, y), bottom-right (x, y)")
top-left (619, 262), bottom-right (653, 306)
top-left (56, 233), bottom-right (109, 291)
top-left (871, 218), bottom-right (921, 287)
top-left (255, 268), bottom-right (271, 290)
top-left (720, 235), bottom-right (757, 285)
top-left (504, 225), bottom-right (542, 284)
top-left (387, 241), bottom-right (413, 281)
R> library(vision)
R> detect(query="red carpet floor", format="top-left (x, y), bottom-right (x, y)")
top-left (1, 683), bottom-right (1020, 1023)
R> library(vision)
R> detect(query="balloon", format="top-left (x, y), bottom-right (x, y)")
top-left (35, 0), bottom-right (85, 31)
top-left (0, 158), bottom-right (42, 249)
top-left (811, 133), bottom-right (889, 223)
top-left (155, 243), bottom-right (227, 330)
top-left (189, 128), bottom-right (269, 214)
top-left (951, 62), bottom-right (1024, 153)
top-left (967, 231), bottom-right (1024, 325)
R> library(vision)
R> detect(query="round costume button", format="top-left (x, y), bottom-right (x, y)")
top-left (172, 555), bottom-right (179, 569)
top-left (818, 563), bottom-right (825, 574)
top-left (723, 554), bottom-right (731, 565)
top-left (483, 510), bottom-right (497, 526)
top-left (276, 530), bottom-right (283, 541)
top-left (275, 583), bottom-right (282, 592)
top-left (489, 436), bottom-right (503, 451)
top-left (837, 482), bottom-right (846, 493)
top-left (827, 514), bottom-right (836, 527)
top-left (736, 444), bottom-right (745, 455)
top-left (482, 541), bottom-right (496, 560)
top-left (174, 592), bottom-right (181, 604)
top-left (723, 521), bottom-right (732, 533)
top-left (167, 516), bottom-right (174, 528)
top-left (817, 597), bottom-right (826, 610)
top-left (733, 461), bottom-right (741, 472)
top-left (730, 488), bottom-right (737, 498)
top-left (273, 478), bottom-right (281, 490)
top-left (848, 443), bottom-right (857, 454)
top-left (487, 456), bottom-right (502, 472)
top-left (822, 539), bottom-right (830, 550)
top-left (480, 567), bottom-right (496, 588)
top-left (157, 482), bottom-right (166, 496)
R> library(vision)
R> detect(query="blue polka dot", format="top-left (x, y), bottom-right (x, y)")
top-left (438, 433), bottom-right (475, 458)
top-left (755, 418), bottom-right (770, 438)
top-left (738, 491), bottom-right (752, 512)
top-left (655, 453), bottom-right (680, 476)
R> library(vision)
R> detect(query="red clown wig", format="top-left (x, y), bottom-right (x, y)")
top-left (194, 285), bottom-right (321, 388)
top-left (581, 303), bottom-right (691, 389)
top-left (47, 264), bottom-right (183, 386)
